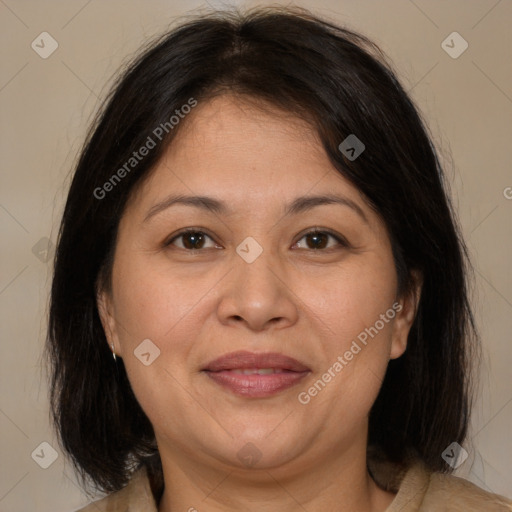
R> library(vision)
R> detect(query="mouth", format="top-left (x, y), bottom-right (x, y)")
top-left (202, 351), bottom-right (311, 398)
top-left (202, 350), bottom-right (311, 373)
top-left (218, 368), bottom-right (297, 375)
top-left (203, 369), bottom-right (310, 398)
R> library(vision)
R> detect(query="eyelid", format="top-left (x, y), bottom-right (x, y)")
top-left (292, 228), bottom-right (349, 249)
top-left (164, 227), bottom-right (350, 251)
top-left (164, 228), bottom-right (219, 249)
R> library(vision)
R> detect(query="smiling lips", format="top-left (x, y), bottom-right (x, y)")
top-left (202, 350), bottom-right (311, 398)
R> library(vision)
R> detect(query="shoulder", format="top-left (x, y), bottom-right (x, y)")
top-left (422, 471), bottom-right (512, 511)
top-left (72, 468), bottom-right (158, 512)
top-left (369, 451), bottom-right (512, 512)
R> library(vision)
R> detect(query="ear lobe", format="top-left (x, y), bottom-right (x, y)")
top-left (390, 270), bottom-right (423, 360)
top-left (96, 290), bottom-right (122, 357)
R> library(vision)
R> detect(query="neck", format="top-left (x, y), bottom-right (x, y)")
top-left (157, 441), bottom-right (395, 512)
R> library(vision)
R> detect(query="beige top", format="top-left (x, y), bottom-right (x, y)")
top-left (77, 457), bottom-right (512, 511)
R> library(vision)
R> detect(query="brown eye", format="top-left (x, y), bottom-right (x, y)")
top-left (166, 230), bottom-right (218, 250)
top-left (293, 230), bottom-right (348, 250)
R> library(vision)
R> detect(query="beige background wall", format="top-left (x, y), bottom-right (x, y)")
top-left (0, 0), bottom-right (510, 510)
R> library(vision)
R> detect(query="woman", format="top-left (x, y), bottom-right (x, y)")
top-left (46, 6), bottom-right (512, 511)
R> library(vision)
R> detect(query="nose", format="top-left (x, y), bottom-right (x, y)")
top-left (216, 246), bottom-right (299, 332)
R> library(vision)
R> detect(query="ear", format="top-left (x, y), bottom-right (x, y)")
top-left (96, 288), bottom-right (123, 358)
top-left (389, 270), bottom-right (423, 360)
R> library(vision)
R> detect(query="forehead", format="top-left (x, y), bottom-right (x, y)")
top-left (126, 94), bottom-right (372, 222)
top-left (168, 95), bottom-right (326, 167)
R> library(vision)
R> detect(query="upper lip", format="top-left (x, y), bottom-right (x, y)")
top-left (203, 350), bottom-right (311, 372)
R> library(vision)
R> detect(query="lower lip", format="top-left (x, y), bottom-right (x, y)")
top-left (203, 370), bottom-right (310, 398)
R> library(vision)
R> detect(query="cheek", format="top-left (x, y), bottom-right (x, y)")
top-left (299, 255), bottom-right (398, 411)
top-left (111, 253), bottom-right (218, 346)
top-left (110, 257), bottom-right (208, 433)
top-left (109, 253), bottom-right (220, 402)
top-left (302, 254), bottom-right (398, 346)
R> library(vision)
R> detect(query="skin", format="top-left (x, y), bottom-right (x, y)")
top-left (98, 94), bottom-right (422, 512)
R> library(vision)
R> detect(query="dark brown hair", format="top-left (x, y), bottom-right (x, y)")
top-left (47, 5), bottom-right (478, 496)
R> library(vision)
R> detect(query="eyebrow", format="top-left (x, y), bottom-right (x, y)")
top-left (143, 193), bottom-right (369, 224)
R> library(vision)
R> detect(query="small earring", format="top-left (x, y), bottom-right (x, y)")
top-left (111, 342), bottom-right (117, 362)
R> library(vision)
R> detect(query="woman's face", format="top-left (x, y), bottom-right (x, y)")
top-left (98, 95), bottom-right (418, 474)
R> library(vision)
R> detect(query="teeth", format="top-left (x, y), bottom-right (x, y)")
top-left (230, 368), bottom-right (285, 375)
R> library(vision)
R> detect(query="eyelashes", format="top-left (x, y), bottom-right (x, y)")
top-left (166, 230), bottom-right (219, 250)
top-left (293, 229), bottom-right (349, 250)
top-left (164, 228), bottom-right (349, 252)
